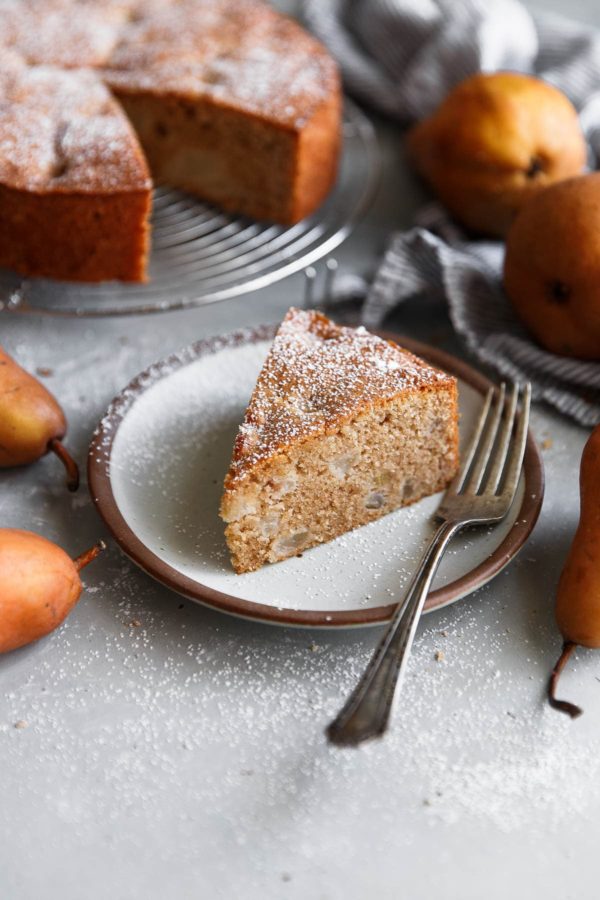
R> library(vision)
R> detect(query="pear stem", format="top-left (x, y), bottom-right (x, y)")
top-left (48, 438), bottom-right (80, 492)
top-left (548, 640), bottom-right (583, 719)
top-left (73, 540), bottom-right (107, 572)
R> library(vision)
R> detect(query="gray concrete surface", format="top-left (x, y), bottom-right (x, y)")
top-left (1, 3), bottom-right (599, 898)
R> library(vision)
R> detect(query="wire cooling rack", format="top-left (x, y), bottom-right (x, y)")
top-left (0, 101), bottom-right (379, 318)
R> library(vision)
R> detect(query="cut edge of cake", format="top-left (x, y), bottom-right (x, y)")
top-left (220, 308), bottom-right (459, 574)
top-left (102, 2), bottom-right (342, 226)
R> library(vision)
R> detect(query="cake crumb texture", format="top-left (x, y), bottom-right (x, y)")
top-left (221, 309), bottom-right (459, 573)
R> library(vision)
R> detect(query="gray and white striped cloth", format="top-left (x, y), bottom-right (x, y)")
top-left (303, 0), bottom-right (600, 426)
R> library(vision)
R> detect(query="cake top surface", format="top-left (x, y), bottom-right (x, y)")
top-left (0, 0), bottom-right (134, 69)
top-left (225, 308), bottom-right (456, 489)
top-left (0, 0), bottom-right (339, 150)
top-left (0, 60), bottom-right (151, 193)
top-left (0, 0), bottom-right (338, 193)
top-left (103, 0), bottom-right (338, 127)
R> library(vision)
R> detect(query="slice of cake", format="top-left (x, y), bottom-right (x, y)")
top-left (0, 60), bottom-right (152, 282)
top-left (220, 308), bottom-right (459, 574)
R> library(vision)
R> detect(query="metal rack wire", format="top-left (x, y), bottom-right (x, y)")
top-left (0, 101), bottom-right (379, 318)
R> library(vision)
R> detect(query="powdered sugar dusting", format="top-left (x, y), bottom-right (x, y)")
top-left (0, 0), bottom-right (338, 187)
top-left (1, 319), bottom-right (596, 895)
top-left (104, 0), bottom-right (337, 125)
top-left (0, 0), bottom-right (335, 195)
top-left (0, 1), bottom-right (129, 69)
top-left (2, 559), bottom-right (600, 889)
top-left (0, 63), bottom-right (150, 191)
top-left (226, 308), bottom-right (455, 487)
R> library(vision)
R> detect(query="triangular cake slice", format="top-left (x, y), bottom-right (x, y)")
top-left (220, 308), bottom-right (459, 574)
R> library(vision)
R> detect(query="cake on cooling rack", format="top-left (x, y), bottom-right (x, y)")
top-left (0, 0), bottom-right (341, 283)
top-left (0, 59), bottom-right (152, 282)
top-left (220, 309), bottom-right (459, 574)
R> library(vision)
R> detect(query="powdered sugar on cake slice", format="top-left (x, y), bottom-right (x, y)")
top-left (225, 307), bottom-right (455, 490)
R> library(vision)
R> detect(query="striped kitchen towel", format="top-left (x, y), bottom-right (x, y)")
top-left (304, 0), bottom-right (600, 426)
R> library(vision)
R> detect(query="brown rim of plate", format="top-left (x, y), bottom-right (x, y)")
top-left (88, 323), bottom-right (545, 629)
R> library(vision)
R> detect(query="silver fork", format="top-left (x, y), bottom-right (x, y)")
top-left (327, 381), bottom-right (531, 747)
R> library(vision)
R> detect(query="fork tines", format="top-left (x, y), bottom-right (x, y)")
top-left (449, 382), bottom-right (531, 501)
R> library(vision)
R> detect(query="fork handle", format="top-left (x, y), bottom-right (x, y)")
top-left (327, 520), bottom-right (460, 747)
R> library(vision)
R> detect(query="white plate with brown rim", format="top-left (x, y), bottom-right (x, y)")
top-left (88, 324), bottom-right (544, 628)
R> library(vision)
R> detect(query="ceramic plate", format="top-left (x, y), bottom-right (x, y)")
top-left (88, 325), bottom-right (544, 628)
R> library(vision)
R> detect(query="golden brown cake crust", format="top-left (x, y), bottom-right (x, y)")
top-left (0, 56), bottom-right (151, 281)
top-left (0, 0), bottom-right (341, 280)
top-left (0, 1), bottom-right (134, 70)
top-left (103, 0), bottom-right (341, 224)
top-left (104, 0), bottom-right (340, 129)
top-left (0, 184), bottom-right (151, 281)
top-left (224, 308), bottom-right (457, 492)
top-left (0, 61), bottom-right (151, 194)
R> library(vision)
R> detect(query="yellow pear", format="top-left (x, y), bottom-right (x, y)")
top-left (0, 345), bottom-right (79, 489)
top-left (504, 173), bottom-right (600, 359)
top-left (549, 425), bottom-right (600, 717)
top-left (408, 72), bottom-right (587, 238)
top-left (0, 529), bottom-right (105, 653)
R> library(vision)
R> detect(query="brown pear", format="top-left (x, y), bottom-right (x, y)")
top-left (548, 425), bottom-right (600, 717)
top-left (0, 529), bottom-right (105, 653)
top-left (408, 72), bottom-right (587, 238)
top-left (0, 346), bottom-right (79, 490)
top-left (504, 173), bottom-right (600, 359)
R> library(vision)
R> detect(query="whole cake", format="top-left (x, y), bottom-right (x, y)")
top-left (0, 0), bottom-right (341, 283)
top-left (220, 309), bottom-right (459, 574)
